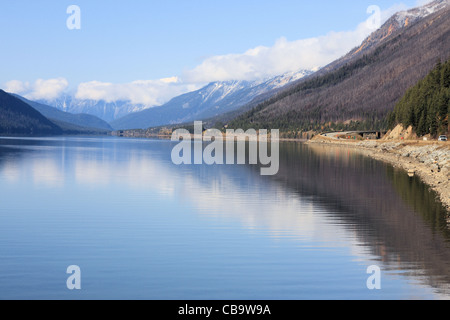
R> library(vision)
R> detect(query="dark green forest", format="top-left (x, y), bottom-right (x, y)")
top-left (388, 59), bottom-right (450, 136)
top-left (0, 90), bottom-right (62, 135)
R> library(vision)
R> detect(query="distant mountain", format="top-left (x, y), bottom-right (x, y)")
top-left (39, 96), bottom-right (150, 123)
top-left (228, 1), bottom-right (450, 135)
top-left (13, 95), bottom-right (113, 132)
top-left (0, 90), bottom-right (62, 135)
top-left (110, 70), bottom-right (313, 130)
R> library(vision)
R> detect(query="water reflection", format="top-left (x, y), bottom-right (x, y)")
top-left (0, 137), bottom-right (449, 299)
top-left (274, 143), bottom-right (450, 294)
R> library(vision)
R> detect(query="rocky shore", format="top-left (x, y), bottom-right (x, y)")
top-left (308, 136), bottom-right (450, 212)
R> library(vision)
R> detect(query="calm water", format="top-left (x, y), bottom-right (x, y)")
top-left (0, 136), bottom-right (449, 300)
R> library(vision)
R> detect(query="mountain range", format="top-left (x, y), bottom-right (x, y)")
top-left (1, 0), bottom-right (449, 136)
top-left (0, 67), bottom-right (313, 134)
top-left (110, 70), bottom-right (313, 130)
top-left (34, 69), bottom-right (312, 129)
top-left (228, 0), bottom-right (450, 135)
top-left (14, 95), bottom-right (113, 131)
top-left (0, 90), bottom-right (113, 135)
top-left (37, 96), bottom-right (149, 123)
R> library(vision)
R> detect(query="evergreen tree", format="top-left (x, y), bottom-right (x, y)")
top-left (442, 63), bottom-right (450, 88)
top-left (390, 59), bottom-right (450, 137)
top-left (417, 110), bottom-right (427, 136)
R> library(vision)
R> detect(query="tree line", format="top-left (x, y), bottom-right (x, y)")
top-left (388, 59), bottom-right (450, 137)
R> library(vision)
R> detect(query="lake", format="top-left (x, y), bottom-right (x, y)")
top-left (0, 136), bottom-right (449, 300)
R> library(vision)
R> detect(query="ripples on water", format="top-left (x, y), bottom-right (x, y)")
top-left (0, 137), bottom-right (449, 300)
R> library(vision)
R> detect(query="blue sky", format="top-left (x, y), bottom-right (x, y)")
top-left (0, 0), bottom-right (431, 104)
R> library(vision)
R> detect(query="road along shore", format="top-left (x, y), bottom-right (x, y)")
top-left (307, 136), bottom-right (450, 213)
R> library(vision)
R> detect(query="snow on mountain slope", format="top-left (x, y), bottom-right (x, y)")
top-left (111, 69), bottom-right (314, 130)
top-left (40, 69), bottom-right (312, 125)
top-left (189, 69), bottom-right (312, 108)
top-left (395, 0), bottom-right (449, 26)
top-left (227, 0), bottom-right (450, 132)
top-left (319, 0), bottom-right (449, 74)
top-left (39, 96), bottom-right (151, 123)
top-left (373, 0), bottom-right (449, 46)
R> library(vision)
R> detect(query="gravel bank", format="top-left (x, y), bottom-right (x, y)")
top-left (308, 137), bottom-right (450, 212)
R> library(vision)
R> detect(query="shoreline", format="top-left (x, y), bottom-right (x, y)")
top-left (112, 132), bottom-right (450, 212)
top-left (307, 136), bottom-right (450, 213)
top-left (113, 131), bottom-right (308, 142)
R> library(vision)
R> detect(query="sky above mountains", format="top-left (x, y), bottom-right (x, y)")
top-left (0, 0), bottom-right (434, 106)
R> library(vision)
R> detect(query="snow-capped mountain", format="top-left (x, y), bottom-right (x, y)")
top-left (38, 96), bottom-right (151, 123)
top-left (39, 70), bottom-right (312, 125)
top-left (110, 69), bottom-right (314, 130)
top-left (395, 0), bottom-right (449, 26)
top-left (321, 0), bottom-right (449, 74)
top-left (228, 0), bottom-right (450, 132)
top-left (176, 70), bottom-right (312, 112)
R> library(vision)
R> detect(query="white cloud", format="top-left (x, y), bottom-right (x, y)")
top-left (4, 77), bottom-right (200, 106)
top-left (415, 0), bottom-right (434, 6)
top-left (4, 78), bottom-right (68, 100)
top-left (182, 4), bottom-right (409, 83)
top-left (74, 77), bottom-right (200, 106)
top-left (4, 80), bottom-right (28, 94)
top-left (31, 78), bottom-right (69, 100)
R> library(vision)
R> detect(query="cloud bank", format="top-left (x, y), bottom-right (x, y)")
top-left (5, 77), bottom-right (200, 106)
top-left (5, 78), bottom-right (69, 100)
top-left (182, 4), bottom-right (408, 83)
top-left (75, 78), bottom-right (200, 105)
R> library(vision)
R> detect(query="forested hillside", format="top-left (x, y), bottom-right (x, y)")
top-left (13, 95), bottom-right (113, 132)
top-left (228, 6), bottom-right (450, 137)
top-left (0, 90), bottom-right (62, 135)
top-left (388, 59), bottom-right (450, 136)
